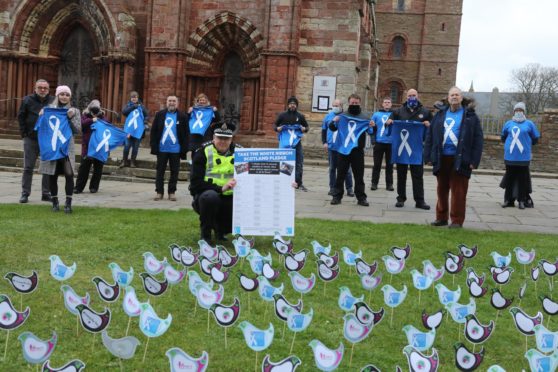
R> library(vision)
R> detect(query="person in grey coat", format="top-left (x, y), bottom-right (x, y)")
top-left (38, 85), bottom-right (81, 213)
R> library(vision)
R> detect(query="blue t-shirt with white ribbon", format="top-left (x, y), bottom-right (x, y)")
top-left (278, 124), bottom-right (303, 148)
top-left (34, 107), bottom-right (73, 161)
top-left (391, 120), bottom-right (425, 165)
top-left (189, 106), bottom-right (214, 135)
top-left (371, 111), bottom-right (392, 144)
top-left (331, 114), bottom-right (371, 155)
top-left (502, 119), bottom-right (540, 162)
top-left (88, 119), bottom-right (128, 163)
top-left (442, 107), bottom-right (463, 155)
top-left (159, 112), bottom-right (180, 153)
top-left (124, 108), bottom-right (145, 139)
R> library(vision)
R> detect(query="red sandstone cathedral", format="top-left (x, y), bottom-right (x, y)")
top-left (0, 0), bottom-right (462, 143)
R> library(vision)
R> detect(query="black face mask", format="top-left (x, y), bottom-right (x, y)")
top-left (348, 105), bottom-right (361, 116)
top-left (90, 107), bottom-right (100, 115)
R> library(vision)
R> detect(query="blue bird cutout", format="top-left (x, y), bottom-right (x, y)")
top-left (109, 262), bottom-right (133, 287)
top-left (435, 283), bottom-right (461, 306)
top-left (381, 285), bottom-right (407, 308)
top-left (49, 255), bottom-right (76, 281)
top-left (338, 286), bottom-right (364, 312)
top-left (341, 247), bottom-right (362, 266)
top-left (238, 321), bottom-right (274, 352)
top-left (534, 324), bottom-right (558, 353)
top-left (139, 303), bottom-right (172, 338)
top-left (402, 324), bottom-right (436, 352)
top-left (524, 349), bottom-right (558, 372)
top-left (446, 299), bottom-right (476, 324)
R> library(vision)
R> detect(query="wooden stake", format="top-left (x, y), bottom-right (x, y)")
top-left (125, 317), bottom-right (131, 337)
top-left (282, 321), bottom-right (287, 340)
top-left (349, 343), bottom-right (355, 367)
top-left (142, 337), bottom-right (150, 362)
top-left (418, 290), bottom-right (421, 306)
top-left (390, 307), bottom-right (394, 328)
top-left (289, 332), bottom-right (296, 354)
top-left (3, 330), bottom-right (9, 360)
top-left (76, 315), bottom-right (79, 337)
top-left (207, 311), bottom-right (210, 333)
top-left (225, 327), bottom-right (228, 349)
top-left (254, 352), bottom-right (258, 372)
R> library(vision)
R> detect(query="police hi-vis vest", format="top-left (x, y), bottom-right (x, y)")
top-left (204, 144), bottom-right (234, 195)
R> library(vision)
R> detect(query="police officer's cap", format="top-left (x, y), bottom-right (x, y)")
top-left (214, 122), bottom-right (235, 138)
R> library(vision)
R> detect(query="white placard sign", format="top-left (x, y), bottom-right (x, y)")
top-left (233, 148), bottom-right (295, 236)
top-left (312, 76), bottom-right (337, 113)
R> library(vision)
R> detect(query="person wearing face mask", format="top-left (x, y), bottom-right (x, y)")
top-left (499, 102), bottom-right (540, 209)
top-left (388, 88), bottom-right (432, 210)
top-left (370, 97), bottom-right (394, 191)
top-left (321, 99), bottom-right (354, 196)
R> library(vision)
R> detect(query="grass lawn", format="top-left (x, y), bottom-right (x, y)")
top-left (0, 204), bottom-right (556, 371)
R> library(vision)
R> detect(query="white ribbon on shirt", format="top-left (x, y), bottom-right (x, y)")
top-left (127, 109), bottom-right (141, 130)
top-left (510, 126), bottom-right (524, 154)
top-left (48, 115), bottom-right (67, 151)
top-left (379, 115), bottom-right (388, 137)
top-left (443, 117), bottom-right (459, 147)
top-left (288, 129), bottom-right (297, 146)
top-left (398, 129), bottom-right (412, 157)
top-left (95, 129), bottom-right (111, 152)
top-left (161, 117), bottom-right (177, 145)
top-left (344, 121), bottom-right (357, 148)
top-left (192, 110), bottom-right (204, 129)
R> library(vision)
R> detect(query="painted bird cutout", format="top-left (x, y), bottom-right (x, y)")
top-left (533, 324), bottom-right (558, 354)
top-left (197, 240), bottom-right (219, 261)
top-left (49, 255), bottom-right (76, 281)
top-left (194, 283), bottom-right (224, 309)
top-left (75, 304), bottom-right (111, 333)
top-left (311, 240), bottom-right (331, 256)
top-left (4, 271), bottom-right (39, 294)
top-left (218, 246), bottom-right (238, 268)
top-left (108, 263), bottom-right (133, 288)
top-left (353, 302), bottom-right (384, 325)
top-left (422, 260), bottom-right (444, 282)
top-left (391, 243), bottom-right (412, 260)
top-left (258, 277), bottom-right (284, 302)
top-left (92, 276), bottom-right (120, 303)
top-left (402, 325), bottom-right (436, 352)
top-left (360, 273), bottom-right (382, 291)
top-left (169, 243), bottom-right (183, 264)
top-left (262, 354), bottom-right (301, 372)
top-left (382, 255), bottom-right (405, 274)
top-left (540, 295), bottom-right (558, 316)
top-left (288, 271), bottom-right (315, 294)
top-left (247, 250), bottom-right (272, 276)
top-left (435, 283), bottom-right (461, 306)
top-left (308, 340), bottom-right (344, 371)
top-left (411, 269), bottom-right (434, 291)
top-left (101, 330), bottom-right (140, 360)
top-left (18, 331), bottom-right (57, 364)
top-left (209, 297), bottom-right (240, 327)
top-left (139, 272), bottom-right (168, 296)
top-left (490, 289), bottom-right (514, 310)
top-left (355, 257), bottom-right (377, 276)
top-left (237, 273), bottom-right (259, 292)
top-left (466, 278), bottom-right (488, 298)
top-left (454, 342), bottom-right (484, 371)
top-left (490, 251), bottom-right (512, 268)
top-left (233, 234), bottom-right (254, 258)
top-left (540, 259), bottom-right (558, 276)
top-left (343, 313), bottom-right (372, 343)
top-left (180, 246), bottom-right (199, 267)
top-left (464, 314), bottom-right (494, 344)
top-left (509, 307), bottom-right (543, 335)
top-left (273, 294), bottom-right (303, 322)
top-left (446, 298), bottom-right (476, 324)
top-left (316, 260), bottom-right (340, 282)
top-left (490, 266), bottom-right (514, 285)
top-left (341, 246), bottom-right (362, 266)
top-left (286, 307), bottom-right (314, 333)
top-left (284, 251), bottom-right (306, 272)
top-left (466, 267), bottom-right (485, 285)
top-left (532, 265), bottom-right (541, 281)
top-left (262, 262), bottom-right (280, 281)
top-left (360, 365), bottom-right (381, 372)
top-left (142, 251), bottom-right (166, 275)
top-left (514, 246), bottom-right (536, 265)
top-left (274, 231), bottom-right (291, 246)
top-left (208, 263), bottom-right (229, 284)
top-left (139, 302), bottom-right (172, 338)
top-left (518, 282), bottom-right (527, 300)
top-left (273, 238), bottom-right (293, 256)
top-left (42, 359), bottom-right (85, 372)
top-left (163, 262), bottom-right (186, 285)
top-left (457, 243), bottom-right (478, 259)
top-left (188, 271), bottom-right (214, 296)
top-left (199, 255), bottom-right (220, 276)
top-left (166, 348), bottom-right (209, 372)
top-left (122, 286), bottom-right (142, 317)
top-left (444, 252), bottom-right (464, 274)
top-left (524, 348), bottom-right (558, 372)
top-left (402, 345), bottom-right (439, 372)
top-left (422, 309), bottom-right (444, 330)
top-left (486, 365), bottom-right (506, 372)
top-left (338, 286), bottom-right (364, 312)
top-left (317, 251), bottom-right (339, 269)
top-left (381, 284), bottom-right (408, 308)
top-left (0, 294), bottom-right (30, 330)
top-left (238, 321), bottom-right (274, 352)
top-left (60, 285), bottom-right (90, 316)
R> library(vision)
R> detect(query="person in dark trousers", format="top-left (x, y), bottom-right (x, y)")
top-left (75, 100), bottom-right (105, 194)
top-left (274, 96), bottom-right (309, 191)
top-left (370, 97), bottom-right (394, 191)
top-left (18, 79), bottom-right (53, 203)
top-left (389, 88), bottom-right (432, 210)
top-left (424, 87), bottom-right (483, 228)
top-left (120, 91), bottom-right (149, 168)
top-left (149, 95), bottom-right (189, 201)
top-left (189, 123), bottom-right (238, 243)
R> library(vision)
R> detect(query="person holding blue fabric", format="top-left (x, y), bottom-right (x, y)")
top-left (321, 99), bottom-right (354, 196)
top-left (425, 87), bottom-right (483, 228)
top-left (370, 97), bottom-right (394, 191)
top-left (150, 95), bottom-right (189, 201)
top-left (75, 100), bottom-right (105, 194)
top-left (500, 102), bottom-right (540, 209)
top-left (187, 93), bottom-right (221, 157)
top-left (120, 91), bottom-right (149, 168)
top-left (274, 96), bottom-right (309, 191)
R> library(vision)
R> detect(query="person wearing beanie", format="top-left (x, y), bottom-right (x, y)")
top-left (273, 95), bottom-right (309, 191)
top-left (38, 85), bottom-right (81, 213)
top-left (75, 100), bottom-right (105, 194)
top-left (120, 91), bottom-right (149, 168)
top-left (500, 101), bottom-right (540, 209)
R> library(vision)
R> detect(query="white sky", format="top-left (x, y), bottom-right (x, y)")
top-left (456, 0), bottom-right (558, 92)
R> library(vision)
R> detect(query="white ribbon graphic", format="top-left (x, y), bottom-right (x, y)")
top-left (332, 131), bottom-right (338, 144)
top-left (161, 117), bottom-right (177, 145)
top-left (127, 109), bottom-right (141, 130)
top-left (193, 110), bottom-right (204, 129)
top-left (443, 118), bottom-right (458, 147)
top-left (48, 115), bottom-right (67, 151)
top-left (288, 129), bottom-right (297, 146)
top-left (510, 126), bottom-right (524, 154)
top-left (344, 121), bottom-right (357, 148)
top-left (379, 115), bottom-right (388, 137)
top-left (398, 129), bottom-right (412, 157)
top-left (95, 129), bottom-right (111, 152)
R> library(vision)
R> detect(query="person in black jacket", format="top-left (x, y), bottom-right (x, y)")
top-left (389, 89), bottom-right (432, 210)
top-left (17, 79), bottom-right (53, 203)
top-left (149, 95), bottom-right (189, 201)
top-left (424, 87), bottom-right (483, 228)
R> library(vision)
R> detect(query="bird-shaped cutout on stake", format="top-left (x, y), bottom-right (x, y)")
top-left (262, 354), bottom-right (301, 372)
top-left (169, 243), bottom-right (183, 264)
top-left (166, 348), bottom-right (209, 372)
top-left (142, 252), bottom-right (166, 275)
top-left (466, 278), bottom-right (488, 298)
top-left (273, 238), bottom-right (293, 256)
top-left (486, 365), bottom-right (506, 372)
top-left (217, 246), bottom-right (238, 268)
top-left (381, 285), bottom-right (407, 308)
top-left (454, 342), bottom-right (484, 371)
top-left (540, 259), bottom-right (558, 276)
top-left (209, 297), bottom-right (240, 327)
top-left (18, 331), bottom-right (57, 364)
top-left (444, 252), bottom-right (464, 275)
top-left (238, 321), bottom-right (274, 352)
top-left (344, 313), bottom-right (372, 343)
top-left (382, 255), bottom-right (405, 275)
top-left (195, 283), bottom-right (224, 310)
top-left (311, 240), bottom-right (331, 256)
top-left (288, 272), bottom-right (315, 295)
top-left (435, 283), bottom-right (461, 306)
top-left (4, 271), bottom-right (39, 294)
top-left (353, 302), bottom-right (384, 326)
top-left (237, 273), bottom-right (259, 292)
top-left (180, 247), bottom-right (199, 267)
top-left (524, 349), bottom-right (558, 372)
top-left (457, 244), bottom-right (478, 259)
top-left (198, 240), bottom-right (219, 262)
top-left (140, 272), bottom-right (168, 297)
top-left (108, 263), bottom-right (133, 288)
top-left (0, 294), bottom-right (30, 330)
top-left (262, 262), bottom-right (280, 281)
top-left (338, 286), bottom-right (364, 312)
top-left (75, 304), bottom-right (111, 333)
top-left (258, 277), bottom-right (284, 302)
top-left (411, 269), bottom-right (434, 291)
top-left (341, 247), bottom-right (362, 266)
top-left (92, 276), bottom-right (120, 303)
top-left (514, 247), bottom-right (535, 265)
top-left (402, 345), bottom-right (439, 372)
top-left (360, 273), bottom-right (382, 291)
top-left (199, 255), bottom-right (219, 276)
top-left (466, 267), bottom-right (485, 285)
top-left (509, 307), bottom-right (543, 335)
top-left (533, 324), bottom-right (558, 354)
top-left (273, 294), bottom-right (303, 322)
top-left (49, 255), bottom-right (76, 281)
top-left (138, 302), bottom-right (172, 338)
top-left (122, 286), bottom-right (142, 317)
top-left (60, 285), bottom-right (90, 316)
top-left (316, 252), bottom-right (339, 270)
top-left (422, 260), bottom-right (444, 282)
top-left (188, 271), bottom-right (214, 296)
top-left (42, 359), bottom-right (85, 372)
top-left (308, 340), bottom-right (344, 372)
top-left (247, 250), bottom-right (272, 276)
top-left (163, 262), bottom-right (186, 285)
top-left (284, 251), bottom-right (307, 272)
top-left (391, 244), bottom-right (411, 260)
top-left (532, 265), bottom-right (541, 282)
top-left (355, 258), bottom-right (377, 276)
top-left (316, 260), bottom-right (340, 282)
top-left (286, 307), bottom-right (313, 333)
top-left (402, 325), bottom-right (436, 352)
top-left (233, 235), bottom-right (254, 258)
top-left (360, 365), bottom-right (381, 372)
top-left (422, 309), bottom-right (444, 330)
top-left (490, 251), bottom-right (512, 268)
top-left (101, 330), bottom-right (140, 360)
top-left (540, 295), bottom-right (558, 316)
top-left (464, 314), bottom-right (494, 344)
top-left (518, 282), bottom-right (527, 300)
top-left (446, 299), bottom-right (476, 324)
top-left (208, 263), bottom-right (229, 284)
top-left (490, 289), bottom-right (513, 311)
top-left (489, 266), bottom-right (514, 285)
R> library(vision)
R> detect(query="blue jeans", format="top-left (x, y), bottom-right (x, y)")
top-left (123, 137), bottom-right (141, 160)
top-left (328, 149), bottom-right (353, 191)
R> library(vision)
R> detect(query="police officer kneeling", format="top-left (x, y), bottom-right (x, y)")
top-left (189, 122), bottom-right (239, 242)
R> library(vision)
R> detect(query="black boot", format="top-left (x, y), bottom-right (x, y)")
top-left (52, 197), bottom-right (59, 212)
top-left (64, 197), bottom-right (72, 214)
top-left (200, 227), bottom-right (212, 243)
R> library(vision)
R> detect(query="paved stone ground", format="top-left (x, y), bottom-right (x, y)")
top-left (1, 139), bottom-right (557, 234)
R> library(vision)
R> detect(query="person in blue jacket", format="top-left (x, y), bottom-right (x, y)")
top-left (500, 102), bottom-right (540, 209)
top-left (370, 97), bottom-right (394, 191)
top-left (120, 91), bottom-right (149, 168)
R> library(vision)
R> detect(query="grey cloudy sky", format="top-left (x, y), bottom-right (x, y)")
top-left (456, 0), bottom-right (558, 92)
